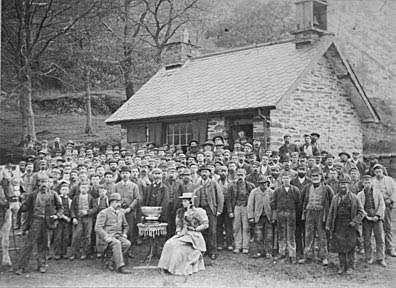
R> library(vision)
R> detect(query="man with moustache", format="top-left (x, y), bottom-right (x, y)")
top-left (299, 167), bottom-right (333, 266)
top-left (290, 165), bottom-right (312, 260)
top-left (326, 175), bottom-right (364, 275)
top-left (113, 166), bottom-right (140, 246)
top-left (279, 134), bottom-right (299, 163)
top-left (15, 174), bottom-right (63, 275)
top-left (371, 164), bottom-right (396, 257)
top-left (194, 166), bottom-right (224, 260)
top-left (95, 193), bottom-right (132, 274)
top-left (217, 166), bottom-right (233, 251)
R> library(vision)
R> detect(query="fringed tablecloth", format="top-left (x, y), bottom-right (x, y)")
top-left (137, 222), bottom-right (168, 238)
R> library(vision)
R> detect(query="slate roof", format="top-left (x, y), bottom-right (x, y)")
top-left (106, 35), bottom-right (378, 124)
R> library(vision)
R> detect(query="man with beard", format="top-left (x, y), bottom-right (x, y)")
top-left (15, 174), bottom-right (63, 275)
top-left (280, 156), bottom-right (297, 179)
top-left (229, 169), bottom-right (255, 254)
top-left (271, 173), bottom-right (301, 264)
top-left (164, 166), bottom-right (183, 236)
top-left (279, 135), bottom-right (299, 163)
top-left (248, 175), bottom-right (274, 258)
top-left (291, 165), bottom-right (312, 260)
top-left (299, 167), bottom-right (333, 266)
top-left (371, 164), bottom-right (396, 257)
top-left (269, 165), bottom-right (282, 190)
top-left (217, 166), bottom-right (233, 251)
top-left (194, 166), bottom-right (224, 260)
top-left (114, 166), bottom-right (140, 247)
top-left (140, 160), bottom-right (152, 186)
top-left (227, 161), bottom-right (237, 182)
top-left (236, 152), bottom-right (251, 175)
top-left (108, 159), bottom-right (120, 183)
top-left (95, 193), bottom-right (132, 274)
top-left (357, 175), bottom-right (386, 267)
top-left (246, 161), bottom-right (261, 187)
top-left (326, 175), bottom-right (364, 275)
top-left (103, 171), bottom-right (116, 196)
top-left (143, 168), bottom-right (169, 223)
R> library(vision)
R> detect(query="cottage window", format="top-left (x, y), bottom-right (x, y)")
top-left (166, 122), bottom-right (193, 146)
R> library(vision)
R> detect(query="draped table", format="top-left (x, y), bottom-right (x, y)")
top-left (137, 222), bottom-right (168, 265)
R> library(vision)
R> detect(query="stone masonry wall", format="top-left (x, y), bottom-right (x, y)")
top-left (207, 117), bottom-right (225, 140)
top-left (270, 52), bottom-right (363, 155)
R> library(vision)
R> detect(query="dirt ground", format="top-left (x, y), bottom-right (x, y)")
top-left (2, 215), bottom-right (396, 288)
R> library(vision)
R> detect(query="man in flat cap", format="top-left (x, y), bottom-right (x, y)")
top-left (15, 174), bottom-right (63, 275)
top-left (248, 175), bottom-right (274, 259)
top-left (326, 175), bottom-right (364, 275)
top-left (299, 167), bottom-right (334, 266)
top-left (279, 134), bottom-right (299, 163)
top-left (371, 164), bottom-right (396, 257)
top-left (366, 154), bottom-right (388, 177)
top-left (357, 175), bottom-right (387, 267)
top-left (95, 193), bottom-right (132, 274)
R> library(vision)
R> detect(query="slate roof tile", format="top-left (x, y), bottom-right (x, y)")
top-left (106, 37), bottom-right (334, 124)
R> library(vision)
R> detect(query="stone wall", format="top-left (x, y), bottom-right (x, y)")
top-left (207, 117), bottom-right (225, 140)
top-left (270, 51), bottom-right (363, 155)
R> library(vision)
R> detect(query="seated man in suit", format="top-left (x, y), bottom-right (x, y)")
top-left (95, 193), bottom-right (131, 274)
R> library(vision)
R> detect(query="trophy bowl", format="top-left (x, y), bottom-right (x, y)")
top-left (140, 206), bottom-right (162, 220)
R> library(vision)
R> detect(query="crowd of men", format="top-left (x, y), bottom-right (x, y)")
top-left (9, 132), bottom-right (396, 275)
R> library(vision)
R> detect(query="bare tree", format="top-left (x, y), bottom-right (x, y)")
top-left (1, 0), bottom-right (106, 145)
top-left (101, 0), bottom-right (199, 100)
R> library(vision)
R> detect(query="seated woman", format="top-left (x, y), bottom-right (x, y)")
top-left (158, 192), bottom-right (208, 275)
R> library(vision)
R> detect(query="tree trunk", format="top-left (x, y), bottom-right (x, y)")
top-left (85, 67), bottom-right (93, 135)
top-left (18, 69), bottom-right (36, 146)
top-left (124, 61), bottom-right (135, 100)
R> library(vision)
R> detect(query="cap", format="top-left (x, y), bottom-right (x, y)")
top-left (362, 175), bottom-right (372, 180)
top-left (198, 165), bottom-right (211, 172)
top-left (203, 140), bottom-right (214, 146)
top-left (283, 134), bottom-right (291, 138)
top-left (151, 168), bottom-right (162, 174)
top-left (373, 164), bottom-right (383, 171)
top-left (339, 174), bottom-right (351, 183)
top-left (310, 166), bottom-right (321, 176)
top-left (257, 175), bottom-right (270, 184)
top-left (120, 166), bottom-right (131, 173)
top-left (109, 193), bottom-right (121, 202)
top-left (311, 132), bottom-right (320, 138)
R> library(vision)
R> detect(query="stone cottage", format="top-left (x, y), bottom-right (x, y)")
top-left (106, 0), bottom-right (379, 155)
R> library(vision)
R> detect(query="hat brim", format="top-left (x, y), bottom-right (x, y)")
top-left (338, 152), bottom-right (351, 158)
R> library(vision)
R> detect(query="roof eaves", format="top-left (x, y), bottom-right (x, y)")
top-left (333, 43), bottom-right (381, 123)
top-left (106, 106), bottom-right (276, 126)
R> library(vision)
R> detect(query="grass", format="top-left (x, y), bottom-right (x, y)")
top-left (0, 108), bottom-right (121, 163)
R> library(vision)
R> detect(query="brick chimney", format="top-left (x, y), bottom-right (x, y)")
top-left (292, 0), bottom-right (328, 49)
